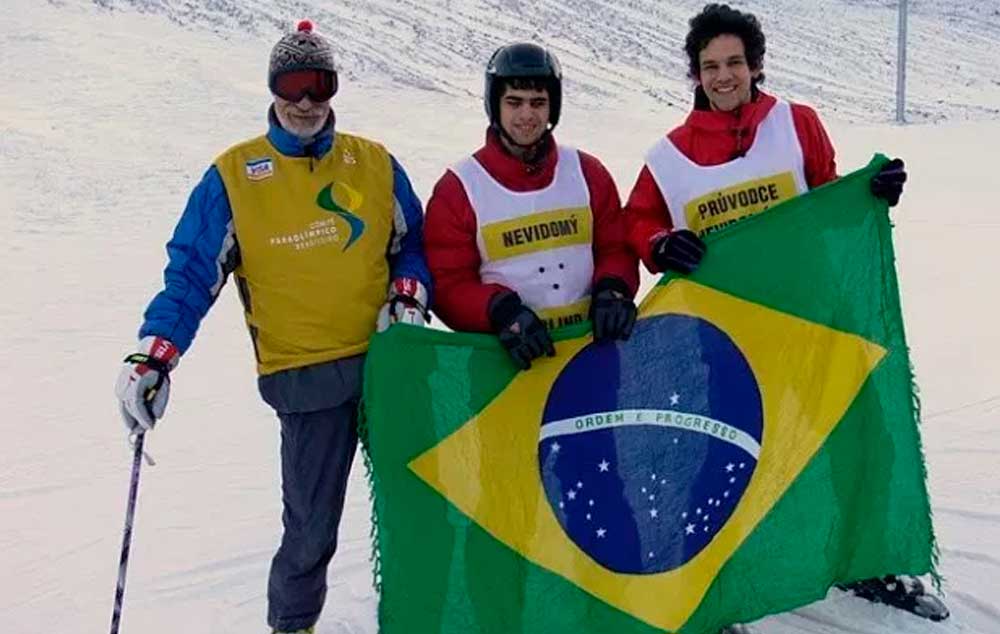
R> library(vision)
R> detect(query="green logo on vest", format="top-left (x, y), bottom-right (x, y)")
top-left (317, 182), bottom-right (366, 250)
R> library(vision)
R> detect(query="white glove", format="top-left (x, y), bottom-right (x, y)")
top-left (114, 336), bottom-right (181, 433)
top-left (376, 277), bottom-right (430, 332)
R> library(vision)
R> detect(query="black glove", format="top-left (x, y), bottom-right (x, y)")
top-left (651, 229), bottom-right (707, 274)
top-left (488, 291), bottom-right (555, 370)
top-left (870, 158), bottom-right (907, 207)
top-left (590, 277), bottom-right (637, 343)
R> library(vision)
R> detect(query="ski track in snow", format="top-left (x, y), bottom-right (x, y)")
top-left (2, 1), bottom-right (999, 632)
top-left (940, 548), bottom-right (1000, 570)
top-left (86, 0), bottom-right (1000, 123)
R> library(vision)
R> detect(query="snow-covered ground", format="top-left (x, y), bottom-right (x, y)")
top-left (83, 0), bottom-right (1000, 122)
top-left (1, 1), bottom-right (998, 632)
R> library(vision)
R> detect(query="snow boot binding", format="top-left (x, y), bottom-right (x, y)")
top-left (840, 574), bottom-right (950, 622)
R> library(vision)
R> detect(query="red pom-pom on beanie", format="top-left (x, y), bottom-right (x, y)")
top-left (297, 19), bottom-right (314, 33)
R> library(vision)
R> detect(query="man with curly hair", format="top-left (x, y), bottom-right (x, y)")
top-left (624, 3), bottom-right (943, 629)
top-left (625, 3), bottom-right (907, 278)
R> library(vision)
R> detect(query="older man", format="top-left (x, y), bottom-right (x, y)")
top-left (113, 20), bottom-right (430, 633)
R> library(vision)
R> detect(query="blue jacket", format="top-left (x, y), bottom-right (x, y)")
top-left (140, 111), bottom-right (431, 354)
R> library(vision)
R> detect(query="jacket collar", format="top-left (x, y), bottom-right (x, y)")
top-left (266, 105), bottom-right (336, 159)
top-left (474, 128), bottom-right (558, 190)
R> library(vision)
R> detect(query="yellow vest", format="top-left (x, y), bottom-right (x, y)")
top-left (215, 132), bottom-right (394, 375)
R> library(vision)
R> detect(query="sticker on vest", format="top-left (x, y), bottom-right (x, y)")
top-left (245, 157), bottom-right (274, 181)
top-left (685, 172), bottom-right (797, 237)
top-left (538, 299), bottom-right (591, 331)
top-left (481, 207), bottom-right (593, 261)
top-left (317, 181), bottom-right (366, 250)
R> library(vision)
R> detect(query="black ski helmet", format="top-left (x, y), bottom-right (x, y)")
top-left (484, 43), bottom-right (563, 130)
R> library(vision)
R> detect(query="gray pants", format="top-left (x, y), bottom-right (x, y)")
top-left (259, 355), bottom-right (364, 632)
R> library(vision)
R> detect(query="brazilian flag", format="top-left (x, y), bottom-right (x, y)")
top-left (361, 156), bottom-right (935, 634)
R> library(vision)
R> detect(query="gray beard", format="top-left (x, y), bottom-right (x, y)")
top-left (275, 107), bottom-right (333, 141)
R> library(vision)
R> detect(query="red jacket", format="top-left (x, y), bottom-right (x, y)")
top-left (626, 90), bottom-right (838, 272)
top-left (425, 129), bottom-right (639, 332)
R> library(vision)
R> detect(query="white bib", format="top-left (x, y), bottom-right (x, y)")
top-left (645, 99), bottom-right (809, 237)
top-left (451, 146), bottom-right (595, 329)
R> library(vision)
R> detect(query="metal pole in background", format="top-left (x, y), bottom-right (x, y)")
top-left (896, 0), bottom-right (909, 123)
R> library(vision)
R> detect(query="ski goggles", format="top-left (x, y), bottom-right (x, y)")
top-left (271, 69), bottom-right (338, 103)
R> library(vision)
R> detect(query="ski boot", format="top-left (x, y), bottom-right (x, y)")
top-left (840, 574), bottom-right (950, 622)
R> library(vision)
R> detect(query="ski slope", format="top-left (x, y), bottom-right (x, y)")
top-left (87, 0), bottom-right (1000, 123)
top-left (1, 1), bottom-right (999, 632)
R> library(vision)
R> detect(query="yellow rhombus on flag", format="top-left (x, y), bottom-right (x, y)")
top-left (410, 279), bottom-right (885, 631)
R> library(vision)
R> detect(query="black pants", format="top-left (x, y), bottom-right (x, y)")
top-left (260, 355), bottom-right (365, 632)
top-left (266, 404), bottom-right (359, 630)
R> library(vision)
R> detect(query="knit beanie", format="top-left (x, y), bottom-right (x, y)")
top-left (268, 20), bottom-right (337, 89)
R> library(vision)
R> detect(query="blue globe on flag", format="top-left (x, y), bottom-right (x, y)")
top-left (538, 314), bottom-right (764, 574)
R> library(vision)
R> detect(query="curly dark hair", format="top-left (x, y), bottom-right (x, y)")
top-left (685, 4), bottom-right (766, 83)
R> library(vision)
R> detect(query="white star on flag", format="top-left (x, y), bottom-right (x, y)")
top-left (596, 528), bottom-right (607, 538)
top-left (567, 490), bottom-right (577, 501)
top-left (598, 460), bottom-right (610, 472)
top-left (650, 508), bottom-right (659, 518)
top-left (670, 392), bottom-right (680, 406)
top-left (685, 523), bottom-right (696, 535)
top-left (551, 442), bottom-right (561, 453)
top-left (726, 463), bottom-right (735, 472)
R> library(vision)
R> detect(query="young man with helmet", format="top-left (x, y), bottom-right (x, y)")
top-left (424, 42), bottom-right (639, 369)
top-left (113, 21), bottom-right (430, 634)
top-left (625, 4), bottom-right (939, 628)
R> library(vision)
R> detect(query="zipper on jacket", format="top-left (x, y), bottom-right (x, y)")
top-left (304, 140), bottom-right (317, 172)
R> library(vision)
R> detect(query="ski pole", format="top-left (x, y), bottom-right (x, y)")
top-left (109, 431), bottom-right (146, 634)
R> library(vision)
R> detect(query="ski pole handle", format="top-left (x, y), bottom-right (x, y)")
top-left (109, 431), bottom-right (146, 634)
